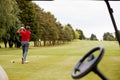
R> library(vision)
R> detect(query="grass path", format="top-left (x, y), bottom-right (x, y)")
top-left (0, 40), bottom-right (120, 80)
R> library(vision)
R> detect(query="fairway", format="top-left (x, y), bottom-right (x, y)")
top-left (0, 40), bottom-right (120, 80)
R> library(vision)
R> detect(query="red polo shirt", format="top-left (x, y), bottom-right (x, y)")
top-left (19, 30), bottom-right (31, 41)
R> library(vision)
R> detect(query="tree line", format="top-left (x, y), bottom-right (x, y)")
top-left (0, 0), bottom-right (118, 48)
top-left (0, 0), bottom-right (76, 48)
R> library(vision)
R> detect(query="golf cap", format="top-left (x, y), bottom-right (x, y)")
top-left (20, 27), bottom-right (25, 29)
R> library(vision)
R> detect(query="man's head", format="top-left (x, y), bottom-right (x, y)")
top-left (26, 26), bottom-right (30, 30)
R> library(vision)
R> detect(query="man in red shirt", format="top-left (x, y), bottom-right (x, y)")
top-left (17, 26), bottom-right (31, 64)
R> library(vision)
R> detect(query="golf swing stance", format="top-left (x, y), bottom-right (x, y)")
top-left (17, 26), bottom-right (31, 64)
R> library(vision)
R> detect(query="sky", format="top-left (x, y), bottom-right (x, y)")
top-left (33, 0), bottom-right (120, 40)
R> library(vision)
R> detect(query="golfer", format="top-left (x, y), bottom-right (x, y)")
top-left (17, 26), bottom-right (31, 64)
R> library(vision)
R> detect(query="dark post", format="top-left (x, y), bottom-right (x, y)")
top-left (104, 0), bottom-right (120, 46)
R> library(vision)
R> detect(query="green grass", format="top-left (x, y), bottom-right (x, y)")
top-left (0, 40), bottom-right (120, 80)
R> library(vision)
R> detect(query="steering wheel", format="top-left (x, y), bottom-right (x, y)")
top-left (71, 46), bottom-right (108, 80)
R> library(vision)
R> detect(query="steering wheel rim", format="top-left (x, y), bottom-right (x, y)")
top-left (72, 46), bottom-right (104, 79)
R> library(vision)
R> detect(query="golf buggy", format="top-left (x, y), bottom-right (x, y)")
top-left (71, 0), bottom-right (120, 80)
top-left (0, 0), bottom-right (120, 80)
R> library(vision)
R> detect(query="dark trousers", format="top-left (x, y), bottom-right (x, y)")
top-left (21, 41), bottom-right (29, 62)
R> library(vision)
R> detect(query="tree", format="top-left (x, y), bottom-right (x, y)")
top-left (38, 11), bottom-right (58, 46)
top-left (0, 0), bottom-right (21, 48)
top-left (55, 22), bottom-right (65, 43)
top-left (67, 24), bottom-right (75, 39)
top-left (74, 30), bottom-right (80, 39)
top-left (33, 3), bottom-right (44, 46)
top-left (45, 12), bottom-right (58, 46)
top-left (90, 34), bottom-right (98, 40)
top-left (63, 24), bottom-right (75, 41)
top-left (103, 32), bottom-right (115, 41)
top-left (76, 29), bottom-right (86, 40)
top-left (31, 3), bottom-right (59, 46)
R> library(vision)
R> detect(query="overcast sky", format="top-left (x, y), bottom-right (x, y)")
top-left (33, 0), bottom-right (120, 40)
